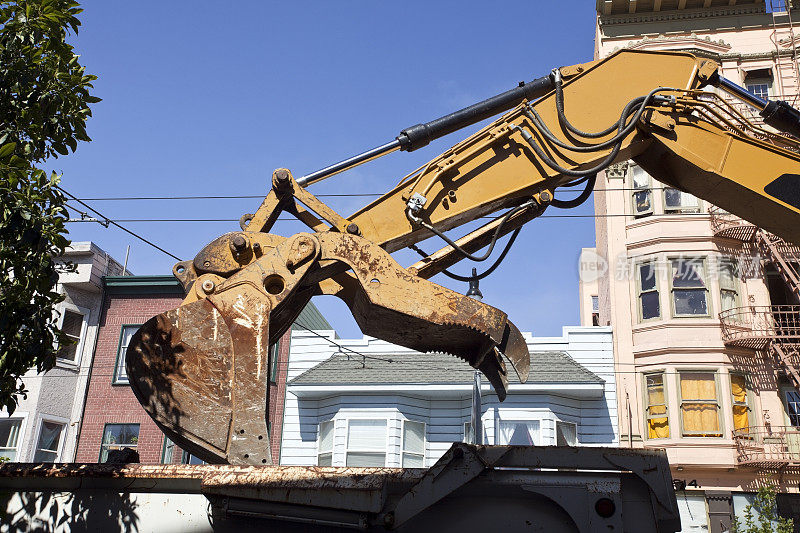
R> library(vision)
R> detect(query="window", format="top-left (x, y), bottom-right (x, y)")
top-left (57, 309), bottom-right (86, 362)
top-left (181, 450), bottom-right (205, 464)
top-left (730, 374), bottom-right (750, 433)
top-left (787, 390), bottom-right (800, 427)
top-left (318, 420), bottom-right (333, 466)
top-left (645, 373), bottom-right (669, 439)
top-left (345, 419), bottom-right (386, 467)
top-left (663, 188), bottom-right (700, 213)
top-left (637, 262), bottom-right (660, 321)
top-left (591, 296), bottom-right (600, 326)
top-left (269, 341), bottom-right (280, 383)
top-left (33, 420), bottom-right (65, 462)
top-left (631, 166), bottom-right (653, 217)
top-left (556, 421), bottom-right (577, 446)
top-left (113, 325), bottom-right (140, 384)
top-left (0, 419), bottom-right (23, 461)
top-left (99, 423), bottom-right (139, 462)
top-left (402, 420), bottom-right (425, 467)
top-left (719, 259), bottom-right (740, 314)
top-left (671, 259), bottom-right (709, 317)
top-left (746, 82), bottom-right (770, 101)
top-left (497, 420), bottom-right (540, 445)
top-left (679, 372), bottom-right (721, 437)
top-left (161, 437), bottom-right (175, 464)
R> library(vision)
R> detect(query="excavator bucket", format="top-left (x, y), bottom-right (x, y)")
top-left (127, 232), bottom-right (530, 465)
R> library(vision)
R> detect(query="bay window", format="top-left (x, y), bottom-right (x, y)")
top-left (637, 262), bottom-right (660, 321)
top-left (318, 420), bottom-right (333, 466)
top-left (401, 420), bottom-right (425, 467)
top-left (345, 419), bottom-right (387, 467)
top-left (645, 373), bottom-right (669, 439)
top-left (497, 420), bottom-right (540, 446)
top-left (679, 372), bottom-right (721, 437)
top-left (671, 259), bottom-right (709, 317)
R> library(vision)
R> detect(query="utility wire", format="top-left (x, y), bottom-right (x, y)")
top-left (68, 186), bottom-right (697, 201)
top-left (64, 212), bottom-right (711, 223)
top-left (58, 187), bottom-right (182, 261)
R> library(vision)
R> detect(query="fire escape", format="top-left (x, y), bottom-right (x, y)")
top-left (713, 210), bottom-right (800, 387)
top-left (712, 208), bottom-right (800, 469)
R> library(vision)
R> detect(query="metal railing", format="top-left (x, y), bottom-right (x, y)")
top-left (708, 206), bottom-right (757, 241)
top-left (734, 425), bottom-right (800, 468)
top-left (719, 305), bottom-right (800, 349)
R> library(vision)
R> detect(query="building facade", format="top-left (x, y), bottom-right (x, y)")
top-left (0, 242), bottom-right (126, 463)
top-left (587, 1), bottom-right (800, 529)
top-left (279, 326), bottom-right (616, 467)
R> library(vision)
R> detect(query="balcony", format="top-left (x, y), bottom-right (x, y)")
top-left (719, 305), bottom-right (800, 349)
top-left (734, 426), bottom-right (800, 470)
top-left (709, 206), bottom-right (757, 242)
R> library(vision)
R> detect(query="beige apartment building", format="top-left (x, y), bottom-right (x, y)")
top-left (583, 0), bottom-right (800, 530)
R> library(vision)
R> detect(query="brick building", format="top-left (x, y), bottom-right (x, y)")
top-left (74, 275), bottom-right (328, 464)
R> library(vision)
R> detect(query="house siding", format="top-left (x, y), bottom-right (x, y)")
top-left (280, 326), bottom-right (616, 467)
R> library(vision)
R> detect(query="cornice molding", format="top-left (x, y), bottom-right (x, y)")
top-left (599, 5), bottom-right (766, 25)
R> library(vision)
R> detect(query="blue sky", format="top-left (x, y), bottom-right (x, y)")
top-left (58, 1), bottom-right (599, 338)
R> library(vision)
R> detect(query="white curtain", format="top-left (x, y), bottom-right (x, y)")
top-left (319, 421), bottom-right (333, 453)
top-left (498, 421), bottom-right (540, 445)
top-left (347, 419), bottom-right (386, 449)
top-left (403, 421), bottom-right (424, 454)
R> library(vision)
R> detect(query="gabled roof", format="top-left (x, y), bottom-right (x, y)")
top-left (290, 350), bottom-right (603, 386)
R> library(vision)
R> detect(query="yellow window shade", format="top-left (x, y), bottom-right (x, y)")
top-left (648, 417), bottom-right (669, 439)
top-left (682, 403), bottom-right (721, 436)
top-left (680, 373), bottom-right (716, 401)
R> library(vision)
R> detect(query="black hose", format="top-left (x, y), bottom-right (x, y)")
top-left (411, 226), bottom-right (523, 282)
top-left (550, 174), bottom-right (596, 209)
top-left (410, 200), bottom-right (536, 262)
top-left (552, 69), bottom-right (622, 139)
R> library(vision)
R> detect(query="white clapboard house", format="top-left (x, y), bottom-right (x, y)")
top-left (278, 326), bottom-right (616, 467)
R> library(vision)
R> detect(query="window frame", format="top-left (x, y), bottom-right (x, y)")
top-left (98, 423), bottom-right (140, 463)
top-left (161, 436), bottom-right (176, 464)
top-left (31, 414), bottom-right (68, 463)
top-left (630, 165), bottom-right (654, 218)
top-left (718, 258), bottom-right (741, 315)
top-left (555, 420), bottom-right (578, 446)
top-left (113, 324), bottom-right (141, 385)
top-left (55, 304), bottom-right (90, 368)
top-left (0, 414), bottom-right (28, 462)
top-left (662, 186), bottom-right (701, 214)
top-left (745, 80), bottom-right (771, 101)
top-left (317, 420), bottom-right (334, 466)
top-left (344, 418), bottom-right (388, 467)
top-left (643, 371), bottom-right (670, 441)
top-left (730, 372), bottom-right (752, 435)
top-left (495, 419), bottom-right (541, 446)
top-left (636, 260), bottom-right (661, 322)
top-left (269, 341), bottom-right (280, 383)
top-left (677, 370), bottom-right (723, 438)
top-left (669, 257), bottom-right (711, 318)
top-left (181, 450), bottom-right (205, 464)
top-left (401, 419), bottom-right (425, 467)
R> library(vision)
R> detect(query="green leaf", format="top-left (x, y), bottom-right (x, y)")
top-left (0, 142), bottom-right (16, 158)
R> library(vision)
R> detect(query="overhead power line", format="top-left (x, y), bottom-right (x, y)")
top-left (58, 187), bottom-right (183, 261)
top-left (69, 186), bottom-right (688, 202)
top-left (64, 212), bottom-right (711, 223)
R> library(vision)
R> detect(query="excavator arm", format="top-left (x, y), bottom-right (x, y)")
top-left (126, 49), bottom-right (800, 465)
